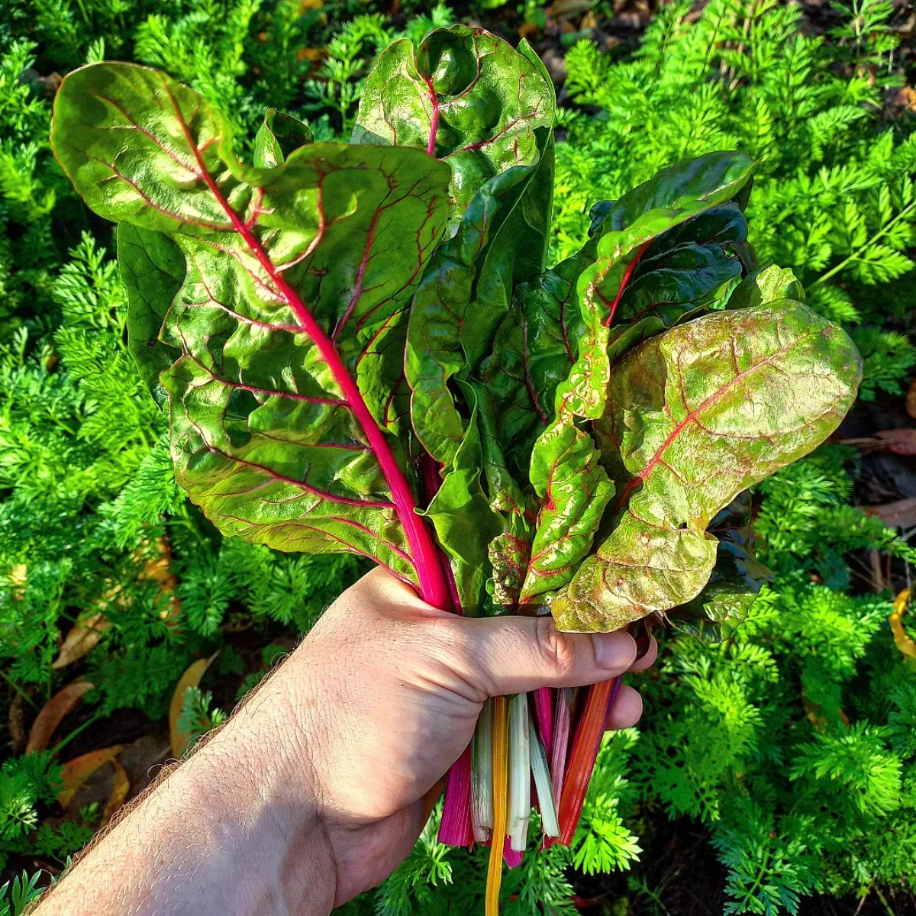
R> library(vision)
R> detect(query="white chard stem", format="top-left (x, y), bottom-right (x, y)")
top-left (472, 697), bottom-right (494, 843)
top-left (529, 722), bottom-right (560, 838)
top-left (507, 691), bottom-right (531, 852)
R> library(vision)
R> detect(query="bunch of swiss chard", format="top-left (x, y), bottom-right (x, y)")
top-left (49, 26), bottom-right (862, 914)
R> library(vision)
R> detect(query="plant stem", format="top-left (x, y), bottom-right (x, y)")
top-left (545, 687), bottom-right (571, 846)
top-left (472, 698), bottom-right (494, 843)
top-left (486, 696), bottom-right (509, 916)
top-left (438, 744), bottom-right (474, 845)
top-left (507, 692), bottom-right (530, 853)
top-left (0, 669), bottom-right (39, 711)
top-left (52, 710), bottom-right (105, 757)
top-left (556, 677), bottom-right (621, 846)
top-left (812, 199), bottom-right (916, 288)
top-left (529, 726), bottom-right (559, 838)
top-left (532, 686), bottom-right (553, 758)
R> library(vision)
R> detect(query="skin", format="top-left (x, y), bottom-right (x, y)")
top-left (37, 569), bottom-right (657, 916)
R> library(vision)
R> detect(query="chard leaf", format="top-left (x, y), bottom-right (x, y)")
top-left (352, 25), bottom-right (555, 215)
top-left (252, 109), bottom-right (313, 168)
top-left (727, 263), bottom-right (806, 310)
top-left (52, 63), bottom-right (452, 598)
top-left (552, 301), bottom-right (862, 632)
top-left (424, 385), bottom-right (502, 612)
top-left (616, 204), bottom-right (748, 325)
top-left (475, 386), bottom-right (534, 610)
top-left (518, 421), bottom-right (614, 605)
top-left (589, 151), bottom-right (756, 235)
top-left (666, 492), bottom-right (772, 642)
top-left (406, 138), bottom-right (553, 464)
top-left (117, 224), bottom-right (184, 405)
top-left (480, 255), bottom-right (583, 477)
top-left (480, 152), bottom-right (757, 475)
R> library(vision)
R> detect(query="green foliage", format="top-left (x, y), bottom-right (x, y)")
top-left (624, 448), bottom-right (916, 913)
top-left (0, 870), bottom-right (44, 916)
top-left (0, 1), bottom-right (914, 913)
top-left (177, 686), bottom-right (227, 750)
top-left (0, 0), bottom-right (368, 875)
top-left (559, 0), bottom-right (915, 400)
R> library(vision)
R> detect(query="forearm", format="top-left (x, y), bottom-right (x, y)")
top-left (37, 687), bottom-right (336, 916)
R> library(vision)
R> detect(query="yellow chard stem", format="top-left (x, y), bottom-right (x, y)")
top-left (486, 695), bottom-right (509, 916)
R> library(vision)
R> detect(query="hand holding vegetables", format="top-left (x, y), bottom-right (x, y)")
top-left (35, 570), bottom-right (653, 915)
top-left (50, 24), bottom-right (861, 914)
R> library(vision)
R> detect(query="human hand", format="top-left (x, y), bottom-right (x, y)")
top-left (261, 568), bottom-right (657, 907)
top-left (35, 568), bottom-right (657, 916)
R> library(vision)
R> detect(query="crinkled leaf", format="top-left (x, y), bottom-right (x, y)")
top-left (590, 151), bottom-right (756, 236)
top-left (352, 26), bottom-right (555, 215)
top-left (118, 224), bottom-right (185, 405)
top-left (252, 108), bottom-right (313, 168)
top-left (667, 492), bottom-right (772, 642)
top-left (727, 263), bottom-right (806, 310)
top-left (553, 301), bottom-right (862, 632)
top-left (616, 204), bottom-right (748, 325)
top-left (519, 421), bottom-right (614, 605)
top-left (52, 63), bottom-right (451, 592)
top-left (482, 152), bottom-right (757, 476)
top-left (480, 255), bottom-right (583, 477)
top-left (406, 138), bottom-right (553, 464)
top-left (475, 386), bottom-right (533, 610)
top-left (424, 385), bottom-right (502, 612)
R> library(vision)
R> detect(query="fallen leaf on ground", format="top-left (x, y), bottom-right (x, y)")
top-left (843, 429), bottom-right (916, 456)
top-left (26, 680), bottom-right (94, 754)
top-left (100, 759), bottom-right (131, 828)
top-left (52, 614), bottom-right (110, 669)
top-left (890, 588), bottom-right (916, 660)
top-left (862, 497), bottom-right (916, 529)
top-left (59, 745), bottom-right (124, 809)
top-left (169, 656), bottom-right (216, 759)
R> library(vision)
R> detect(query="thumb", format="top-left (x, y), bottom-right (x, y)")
top-left (451, 614), bottom-right (637, 697)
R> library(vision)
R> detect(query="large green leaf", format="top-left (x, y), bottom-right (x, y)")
top-left (615, 204), bottom-right (748, 325)
top-left (352, 26), bottom-right (555, 215)
top-left (479, 254), bottom-right (584, 478)
top-left (589, 151), bottom-right (756, 235)
top-left (52, 63), bottom-right (452, 595)
top-left (480, 153), bottom-right (756, 476)
top-left (406, 139), bottom-right (553, 465)
top-left (117, 224), bottom-right (184, 405)
top-left (552, 301), bottom-right (862, 632)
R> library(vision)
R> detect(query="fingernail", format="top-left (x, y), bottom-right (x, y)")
top-left (593, 632), bottom-right (635, 670)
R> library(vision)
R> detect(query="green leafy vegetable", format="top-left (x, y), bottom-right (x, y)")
top-left (353, 25), bottom-right (555, 214)
top-left (555, 301), bottom-right (861, 632)
top-left (50, 29), bottom-right (863, 904)
top-left (52, 61), bottom-right (454, 608)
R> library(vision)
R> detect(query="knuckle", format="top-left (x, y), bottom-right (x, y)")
top-left (535, 616), bottom-right (578, 679)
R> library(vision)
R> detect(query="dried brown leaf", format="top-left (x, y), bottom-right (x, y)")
top-left (52, 614), bottom-right (110, 669)
top-left (26, 680), bottom-right (94, 754)
top-left (100, 759), bottom-right (131, 828)
top-left (863, 497), bottom-right (916, 529)
top-left (59, 745), bottom-right (124, 809)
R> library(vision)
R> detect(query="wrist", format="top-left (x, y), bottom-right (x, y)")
top-left (195, 680), bottom-right (338, 914)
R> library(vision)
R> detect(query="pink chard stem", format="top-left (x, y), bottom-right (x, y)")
top-left (438, 744), bottom-right (475, 846)
top-left (532, 687), bottom-right (554, 759)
